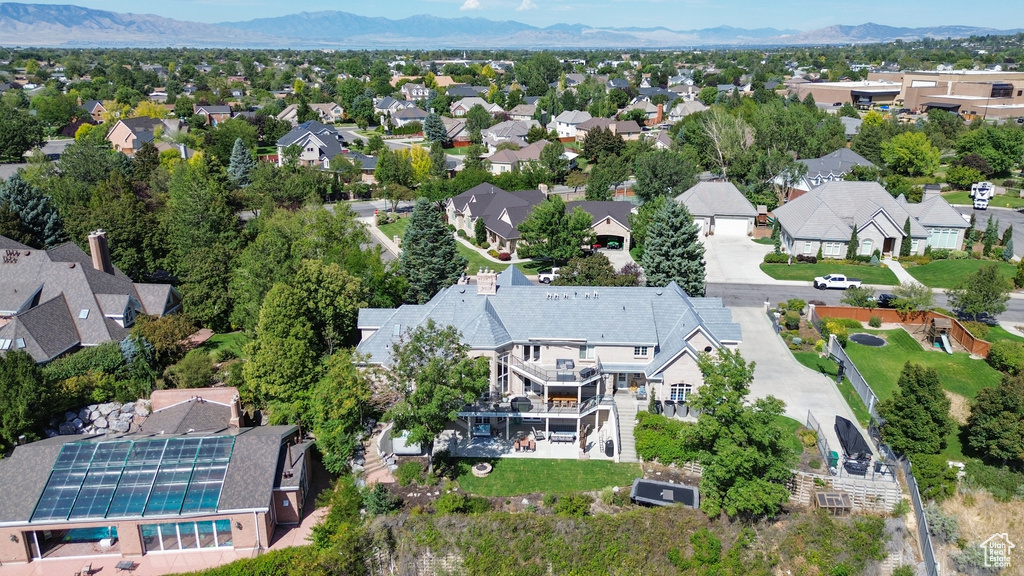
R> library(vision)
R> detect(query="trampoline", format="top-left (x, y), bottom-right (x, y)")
top-left (849, 333), bottom-right (885, 347)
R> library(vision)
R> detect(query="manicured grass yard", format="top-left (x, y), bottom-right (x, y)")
top-left (200, 331), bottom-right (251, 360)
top-left (377, 217), bottom-right (410, 241)
top-left (843, 328), bottom-right (1001, 401)
top-left (942, 190), bottom-right (1024, 209)
top-left (454, 459), bottom-right (641, 497)
top-left (985, 324), bottom-right (1024, 343)
top-left (776, 415), bottom-right (805, 455)
top-left (905, 259), bottom-right (1016, 289)
top-left (760, 263), bottom-right (899, 285)
top-left (792, 351), bottom-right (872, 427)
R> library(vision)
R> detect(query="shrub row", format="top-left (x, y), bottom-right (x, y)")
top-left (987, 340), bottom-right (1024, 375)
top-left (634, 411), bottom-right (696, 465)
top-left (819, 317), bottom-right (861, 348)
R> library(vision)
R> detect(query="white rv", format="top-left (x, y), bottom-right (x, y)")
top-left (970, 181), bottom-right (994, 210)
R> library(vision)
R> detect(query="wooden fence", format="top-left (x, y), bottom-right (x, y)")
top-left (813, 306), bottom-right (991, 357)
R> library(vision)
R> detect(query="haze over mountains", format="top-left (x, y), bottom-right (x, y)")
top-left (0, 2), bottom-right (1020, 48)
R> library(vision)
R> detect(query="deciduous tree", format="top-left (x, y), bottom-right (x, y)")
top-left (881, 131), bottom-right (941, 176)
top-left (946, 263), bottom-right (1012, 321)
top-left (386, 320), bottom-right (490, 472)
top-left (966, 375), bottom-right (1024, 466)
top-left (879, 362), bottom-right (953, 456)
top-left (516, 194), bottom-right (594, 264)
top-left (633, 150), bottom-right (699, 203)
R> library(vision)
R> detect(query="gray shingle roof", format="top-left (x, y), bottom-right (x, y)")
top-left (565, 201), bottom-right (633, 229)
top-left (898, 194), bottom-right (970, 229)
top-left (799, 148), bottom-right (874, 182)
top-left (137, 399), bottom-right (232, 435)
top-left (675, 182), bottom-right (758, 218)
top-left (0, 295), bottom-right (80, 362)
top-left (356, 279), bottom-right (741, 381)
top-left (0, 434), bottom-right (98, 524)
top-left (773, 181), bottom-right (929, 242)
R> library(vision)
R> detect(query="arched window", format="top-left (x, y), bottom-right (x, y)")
top-left (669, 383), bottom-right (692, 402)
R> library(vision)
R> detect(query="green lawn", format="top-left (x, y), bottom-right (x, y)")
top-left (905, 259), bottom-right (1016, 289)
top-left (843, 328), bottom-right (1001, 401)
top-left (942, 191), bottom-right (1024, 209)
top-left (199, 332), bottom-right (252, 360)
top-left (984, 324), bottom-right (1024, 343)
top-left (752, 237), bottom-right (776, 245)
top-left (454, 459), bottom-right (641, 496)
top-left (377, 217), bottom-right (410, 241)
top-left (776, 415), bottom-right (805, 455)
top-left (760, 263), bottom-right (899, 285)
top-left (792, 352), bottom-right (872, 427)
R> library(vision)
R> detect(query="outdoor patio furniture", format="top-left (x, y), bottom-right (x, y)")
top-left (527, 439), bottom-right (536, 451)
top-left (81, 564), bottom-right (92, 576)
top-left (532, 427), bottom-right (545, 441)
top-left (550, 431), bottom-right (576, 443)
top-left (115, 560), bottom-right (137, 573)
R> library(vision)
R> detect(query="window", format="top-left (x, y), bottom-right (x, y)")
top-left (524, 345), bottom-right (540, 361)
top-left (497, 354), bottom-right (509, 395)
top-left (79, 309), bottom-right (89, 319)
top-left (803, 242), bottom-right (813, 254)
top-left (633, 346), bottom-right (649, 357)
top-left (928, 228), bottom-right (959, 249)
top-left (860, 239), bottom-right (872, 255)
top-left (579, 345), bottom-right (595, 360)
top-left (911, 239), bottom-right (920, 253)
top-left (670, 383), bottom-right (692, 402)
top-left (823, 242), bottom-right (843, 256)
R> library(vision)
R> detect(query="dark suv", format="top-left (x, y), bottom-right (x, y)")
top-left (876, 293), bottom-right (897, 308)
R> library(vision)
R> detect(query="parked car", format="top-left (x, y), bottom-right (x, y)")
top-left (813, 274), bottom-right (863, 290)
top-left (876, 293), bottom-right (897, 308)
top-left (537, 267), bottom-right (560, 284)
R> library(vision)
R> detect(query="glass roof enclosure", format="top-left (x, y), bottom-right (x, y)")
top-left (31, 436), bottom-right (235, 523)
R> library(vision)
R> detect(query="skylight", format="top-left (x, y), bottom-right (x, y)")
top-left (31, 436), bottom-right (235, 522)
top-left (78, 309), bottom-right (90, 319)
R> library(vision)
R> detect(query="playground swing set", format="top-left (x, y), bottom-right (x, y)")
top-left (926, 317), bottom-right (954, 355)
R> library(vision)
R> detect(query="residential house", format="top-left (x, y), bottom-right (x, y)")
top-left (507, 104), bottom-right (537, 122)
top-left (447, 85), bottom-right (488, 99)
top-left (277, 102), bottom-right (345, 126)
top-left (611, 120), bottom-right (642, 140)
top-left (400, 82), bottom-right (431, 101)
top-left (772, 181), bottom-right (968, 258)
top-left (446, 183), bottom-right (629, 253)
top-left (0, 231), bottom-right (180, 364)
top-left (606, 78), bottom-right (630, 92)
top-left (355, 266), bottom-right (741, 460)
top-left (391, 106), bottom-right (428, 128)
top-left (650, 132), bottom-right (674, 150)
top-left (104, 117), bottom-right (183, 157)
top-left (786, 148), bottom-right (876, 201)
top-left (574, 118), bottom-right (642, 143)
top-left (0, 387), bottom-right (313, 564)
top-left (79, 99), bottom-right (106, 123)
top-left (552, 110), bottom-right (592, 140)
top-left (622, 101), bottom-right (663, 125)
top-left (674, 182), bottom-right (758, 237)
top-left (441, 116), bottom-right (471, 147)
top-left (481, 120), bottom-right (540, 151)
top-left (275, 121), bottom-right (347, 170)
top-left (374, 97), bottom-right (407, 117)
top-left (450, 97), bottom-right (503, 117)
top-left (839, 116), bottom-right (862, 141)
top-left (667, 100), bottom-right (707, 123)
top-left (193, 105), bottom-right (232, 126)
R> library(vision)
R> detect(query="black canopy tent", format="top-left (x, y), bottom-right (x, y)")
top-left (834, 416), bottom-right (871, 460)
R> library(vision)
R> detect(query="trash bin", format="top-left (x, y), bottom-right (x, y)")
top-left (828, 450), bottom-right (839, 469)
top-left (605, 439), bottom-right (614, 457)
top-left (655, 401), bottom-right (663, 414)
top-left (664, 400), bottom-right (676, 417)
top-left (677, 403), bottom-right (689, 418)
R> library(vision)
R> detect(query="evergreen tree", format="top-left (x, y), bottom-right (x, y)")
top-left (965, 212), bottom-right (977, 249)
top-left (0, 350), bottom-right (47, 450)
top-left (983, 215), bottom-right (998, 255)
top-left (846, 225), bottom-right (859, 260)
top-left (423, 112), bottom-right (448, 144)
top-left (1001, 224), bottom-right (1014, 246)
top-left (0, 173), bottom-right (65, 248)
top-left (641, 200), bottom-right (706, 296)
top-left (399, 198), bottom-right (467, 304)
top-left (900, 217), bottom-right (912, 257)
top-left (428, 141), bottom-right (448, 179)
top-left (474, 217), bottom-right (487, 246)
top-left (878, 362), bottom-right (953, 456)
top-left (1003, 238), bottom-right (1014, 262)
top-left (227, 137), bottom-right (257, 188)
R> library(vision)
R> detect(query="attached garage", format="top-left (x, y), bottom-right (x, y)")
top-left (676, 182), bottom-right (758, 238)
top-left (712, 216), bottom-right (750, 236)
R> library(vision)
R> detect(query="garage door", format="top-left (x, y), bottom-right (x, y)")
top-left (714, 217), bottom-right (749, 236)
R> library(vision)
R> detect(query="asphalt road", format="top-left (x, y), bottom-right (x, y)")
top-left (705, 282), bottom-right (1024, 323)
top-left (954, 204), bottom-right (1024, 258)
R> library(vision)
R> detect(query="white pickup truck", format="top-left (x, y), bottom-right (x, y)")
top-left (813, 273), bottom-right (863, 290)
top-left (537, 267), bottom-right (560, 284)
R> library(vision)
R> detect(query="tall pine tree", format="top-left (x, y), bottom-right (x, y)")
top-left (0, 173), bottom-right (65, 248)
top-left (846, 225), bottom-right (859, 260)
top-left (640, 200), bottom-right (706, 296)
top-left (900, 217), bottom-right (912, 257)
top-left (227, 137), bottom-right (257, 188)
top-left (424, 112), bottom-right (448, 144)
top-left (399, 198), bottom-right (467, 304)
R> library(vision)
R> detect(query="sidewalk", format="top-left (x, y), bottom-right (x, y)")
top-left (358, 216), bottom-right (401, 257)
top-left (452, 234), bottom-right (533, 264)
top-left (882, 257), bottom-right (921, 287)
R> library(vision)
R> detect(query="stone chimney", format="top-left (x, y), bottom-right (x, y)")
top-left (923, 184), bottom-right (941, 201)
top-left (653, 103), bottom-right (664, 126)
top-left (87, 229), bottom-right (114, 274)
top-left (477, 268), bottom-right (498, 295)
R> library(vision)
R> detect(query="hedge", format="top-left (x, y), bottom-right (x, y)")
top-left (634, 411), bottom-right (696, 465)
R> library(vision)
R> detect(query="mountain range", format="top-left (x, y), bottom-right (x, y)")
top-left (0, 3), bottom-right (1020, 48)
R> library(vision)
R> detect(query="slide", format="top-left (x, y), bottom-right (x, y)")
top-left (940, 334), bottom-right (954, 355)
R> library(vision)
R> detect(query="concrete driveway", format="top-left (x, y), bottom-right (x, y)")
top-left (732, 306), bottom-right (870, 459)
top-left (701, 235), bottom-right (776, 284)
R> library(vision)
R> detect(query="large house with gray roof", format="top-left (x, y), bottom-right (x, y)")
top-left (0, 231), bottom-right (180, 363)
top-left (785, 148), bottom-right (876, 201)
top-left (356, 267), bottom-right (741, 460)
top-left (773, 181), bottom-right (968, 259)
top-left (0, 388), bottom-right (313, 564)
top-left (275, 120), bottom-right (348, 170)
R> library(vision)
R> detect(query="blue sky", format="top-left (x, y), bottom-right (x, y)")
top-left (29, 0), bottom-right (1024, 31)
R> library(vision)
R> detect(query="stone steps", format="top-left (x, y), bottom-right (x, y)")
top-left (614, 395), bottom-right (639, 463)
